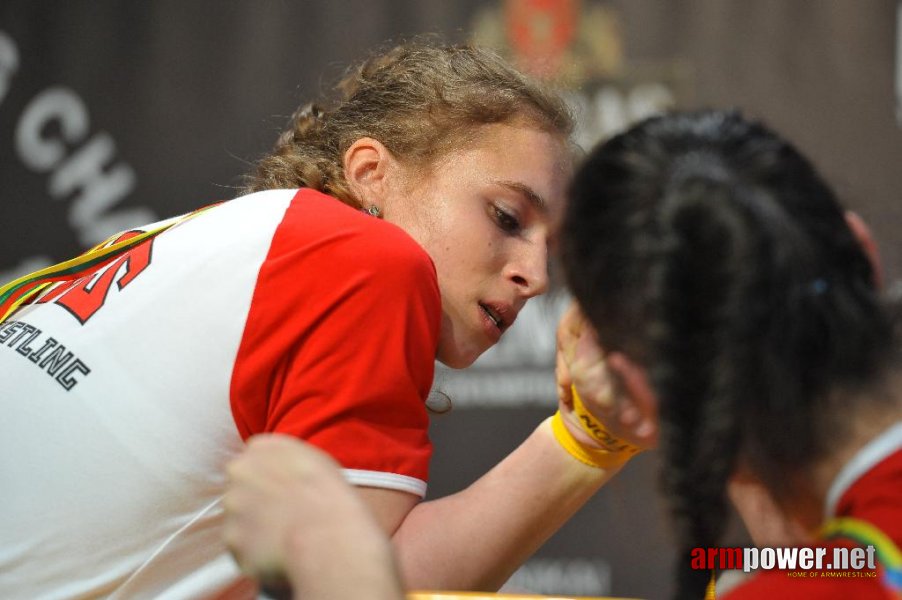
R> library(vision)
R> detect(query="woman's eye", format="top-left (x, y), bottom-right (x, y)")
top-left (493, 206), bottom-right (521, 234)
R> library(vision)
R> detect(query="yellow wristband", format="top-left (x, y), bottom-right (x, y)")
top-left (550, 411), bottom-right (631, 469)
top-left (571, 385), bottom-right (641, 456)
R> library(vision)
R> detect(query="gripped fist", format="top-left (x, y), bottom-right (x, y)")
top-left (555, 302), bottom-right (658, 451)
top-left (223, 435), bottom-right (383, 586)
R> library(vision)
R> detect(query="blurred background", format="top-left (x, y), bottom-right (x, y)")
top-left (1, 1), bottom-right (900, 597)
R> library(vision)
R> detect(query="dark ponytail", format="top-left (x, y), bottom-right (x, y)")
top-left (563, 110), bottom-right (895, 599)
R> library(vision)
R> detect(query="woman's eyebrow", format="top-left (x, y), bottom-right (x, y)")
top-left (492, 180), bottom-right (548, 214)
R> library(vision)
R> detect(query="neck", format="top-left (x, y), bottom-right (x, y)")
top-left (793, 403), bottom-right (902, 532)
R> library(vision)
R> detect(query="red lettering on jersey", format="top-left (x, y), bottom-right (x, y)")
top-left (50, 231), bottom-right (154, 324)
top-left (34, 279), bottom-right (76, 305)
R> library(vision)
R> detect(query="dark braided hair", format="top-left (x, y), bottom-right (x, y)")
top-left (243, 41), bottom-right (573, 207)
top-left (562, 110), bottom-right (896, 599)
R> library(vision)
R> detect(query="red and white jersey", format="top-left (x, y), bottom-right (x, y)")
top-left (0, 189), bottom-right (441, 599)
top-left (725, 423), bottom-right (902, 599)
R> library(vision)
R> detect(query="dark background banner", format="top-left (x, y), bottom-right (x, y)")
top-left (2, 1), bottom-right (900, 597)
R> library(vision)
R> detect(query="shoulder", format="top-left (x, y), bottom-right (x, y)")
top-left (162, 189), bottom-right (300, 244)
top-left (218, 188), bottom-right (301, 215)
top-left (283, 188), bottom-right (438, 286)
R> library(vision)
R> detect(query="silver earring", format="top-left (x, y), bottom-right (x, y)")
top-left (364, 205), bottom-right (381, 218)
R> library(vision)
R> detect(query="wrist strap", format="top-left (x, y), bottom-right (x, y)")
top-left (550, 411), bottom-right (632, 469)
top-left (571, 385), bottom-right (642, 456)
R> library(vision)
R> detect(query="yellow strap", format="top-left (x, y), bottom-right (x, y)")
top-left (571, 385), bottom-right (642, 456)
top-left (549, 411), bottom-right (633, 470)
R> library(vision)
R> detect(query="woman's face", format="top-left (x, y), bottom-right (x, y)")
top-left (385, 123), bottom-right (571, 368)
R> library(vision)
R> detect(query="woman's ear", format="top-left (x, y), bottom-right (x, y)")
top-left (845, 211), bottom-right (884, 289)
top-left (342, 137), bottom-right (396, 210)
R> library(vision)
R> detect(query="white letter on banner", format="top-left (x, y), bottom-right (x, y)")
top-left (15, 87), bottom-right (89, 171)
top-left (0, 31), bottom-right (19, 106)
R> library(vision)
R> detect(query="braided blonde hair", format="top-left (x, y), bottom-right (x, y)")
top-left (243, 42), bottom-right (573, 208)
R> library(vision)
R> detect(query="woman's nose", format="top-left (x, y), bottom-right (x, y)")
top-left (505, 243), bottom-right (549, 298)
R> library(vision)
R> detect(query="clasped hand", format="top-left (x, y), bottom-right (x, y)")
top-left (555, 302), bottom-right (659, 452)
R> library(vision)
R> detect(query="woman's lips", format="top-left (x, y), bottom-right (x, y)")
top-left (478, 301), bottom-right (517, 342)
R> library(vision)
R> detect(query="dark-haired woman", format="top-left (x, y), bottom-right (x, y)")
top-left (562, 109), bottom-right (902, 599)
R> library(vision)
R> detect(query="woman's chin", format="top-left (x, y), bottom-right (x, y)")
top-left (436, 342), bottom-right (489, 369)
top-left (436, 353), bottom-right (477, 370)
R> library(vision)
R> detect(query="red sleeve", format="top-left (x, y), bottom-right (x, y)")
top-left (230, 190), bottom-right (441, 487)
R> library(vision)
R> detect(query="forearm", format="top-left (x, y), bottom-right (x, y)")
top-left (285, 523), bottom-right (404, 600)
top-left (391, 417), bottom-right (623, 591)
top-left (224, 435), bottom-right (407, 600)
